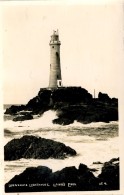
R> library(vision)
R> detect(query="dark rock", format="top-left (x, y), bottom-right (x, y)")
top-left (54, 101), bottom-right (118, 125)
top-left (13, 114), bottom-right (33, 121)
top-left (4, 87), bottom-right (118, 125)
top-left (109, 157), bottom-right (119, 163)
top-left (5, 163), bottom-right (99, 192)
top-left (78, 163), bottom-right (88, 173)
top-left (4, 135), bottom-right (76, 161)
top-left (93, 161), bottom-right (103, 164)
top-left (5, 158), bottom-right (120, 192)
top-left (25, 89), bottom-right (51, 114)
top-left (53, 166), bottom-right (79, 183)
top-left (98, 92), bottom-right (111, 102)
top-left (4, 105), bottom-right (25, 115)
top-left (5, 166), bottom-right (53, 192)
top-left (51, 87), bottom-right (92, 104)
top-left (98, 158), bottom-right (119, 190)
top-left (52, 117), bottom-right (74, 125)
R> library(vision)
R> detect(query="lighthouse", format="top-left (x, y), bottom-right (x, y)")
top-left (49, 30), bottom-right (62, 88)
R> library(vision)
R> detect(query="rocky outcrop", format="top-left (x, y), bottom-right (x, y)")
top-left (4, 87), bottom-right (118, 124)
top-left (5, 158), bottom-right (119, 192)
top-left (4, 105), bottom-right (26, 115)
top-left (93, 161), bottom-right (103, 164)
top-left (4, 88), bottom-right (51, 116)
top-left (51, 87), bottom-right (92, 104)
top-left (53, 117), bottom-right (74, 125)
top-left (98, 92), bottom-right (111, 103)
top-left (5, 163), bottom-right (99, 192)
top-left (4, 135), bottom-right (76, 161)
top-left (98, 157), bottom-right (119, 190)
top-left (26, 89), bottom-right (51, 114)
top-left (53, 101), bottom-right (118, 125)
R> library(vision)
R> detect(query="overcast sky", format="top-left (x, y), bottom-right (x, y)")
top-left (2, 1), bottom-right (123, 104)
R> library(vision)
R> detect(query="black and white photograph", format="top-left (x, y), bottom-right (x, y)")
top-left (1, 0), bottom-right (124, 194)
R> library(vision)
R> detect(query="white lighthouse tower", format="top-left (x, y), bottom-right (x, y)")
top-left (49, 30), bottom-right (62, 88)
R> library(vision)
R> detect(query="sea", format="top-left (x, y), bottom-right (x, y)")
top-left (3, 104), bottom-right (119, 184)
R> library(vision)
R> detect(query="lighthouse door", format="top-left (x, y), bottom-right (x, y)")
top-left (57, 80), bottom-right (62, 87)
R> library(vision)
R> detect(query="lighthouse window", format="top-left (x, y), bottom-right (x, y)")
top-left (52, 46), bottom-right (54, 48)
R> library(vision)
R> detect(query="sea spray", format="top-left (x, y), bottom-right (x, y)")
top-left (4, 110), bottom-right (58, 131)
top-left (4, 109), bottom-right (118, 131)
top-left (4, 135), bottom-right (119, 184)
top-left (4, 110), bottom-right (119, 184)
